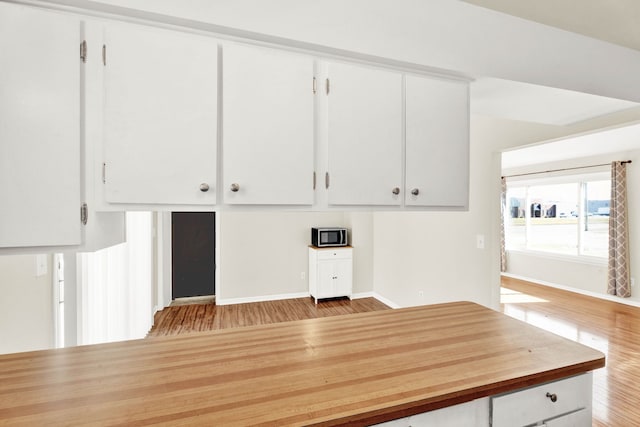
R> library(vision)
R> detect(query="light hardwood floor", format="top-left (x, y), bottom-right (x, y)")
top-left (148, 297), bottom-right (391, 337)
top-left (149, 279), bottom-right (637, 426)
top-left (501, 276), bottom-right (640, 427)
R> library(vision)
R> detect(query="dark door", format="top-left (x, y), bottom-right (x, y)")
top-left (171, 212), bottom-right (215, 299)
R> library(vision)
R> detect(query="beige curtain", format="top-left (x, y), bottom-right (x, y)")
top-left (608, 161), bottom-right (631, 297)
top-left (500, 176), bottom-right (507, 272)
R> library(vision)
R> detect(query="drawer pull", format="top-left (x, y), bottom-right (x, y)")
top-left (545, 392), bottom-right (557, 403)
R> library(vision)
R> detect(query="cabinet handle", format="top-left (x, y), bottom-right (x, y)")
top-left (545, 392), bottom-right (557, 403)
top-left (392, 187), bottom-right (400, 195)
top-left (230, 183), bottom-right (240, 192)
top-left (199, 183), bottom-right (210, 192)
top-left (411, 188), bottom-right (420, 196)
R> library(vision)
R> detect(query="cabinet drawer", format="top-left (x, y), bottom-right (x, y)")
top-left (315, 248), bottom-right (352, 260)
top-left (491, 373), bottom-right (591, 427)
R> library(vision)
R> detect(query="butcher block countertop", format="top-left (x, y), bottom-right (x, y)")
top-left (0, 301), bottom-right (604, 426)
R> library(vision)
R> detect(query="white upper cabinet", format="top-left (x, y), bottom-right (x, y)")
top-left (222, 43), bottom-right (315, 205)
top-left (0, 3), bottom-right (81, 248)
top-left (103, 23), bottom-right (218, 205)
top-left (405, 75), bottom-right (469, 208)
top-left (326, 62), bottom-right (403, 206)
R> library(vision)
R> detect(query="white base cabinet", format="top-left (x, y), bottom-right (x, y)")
top-left (491, 373), bottom-right (592, 427)
top-left (376, 398), bottom-right (490, 427)
top-left (375, 373), bottom-right (592, 427)
top-left (308, 246), bottom-right (353, 304)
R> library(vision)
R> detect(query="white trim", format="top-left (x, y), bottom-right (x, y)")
top-left (351, 291), bottom-right (374, 300)
top-left (216, 291), bottom-right (400, 308)
top-left (501, 272), bottom-right (640, 308)
top-left (216, 292), bottom-right (310, 306)
top-left (372, 292), bottom-right (402, 309)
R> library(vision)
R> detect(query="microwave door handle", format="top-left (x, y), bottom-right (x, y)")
top-left (342, 229), bottom-right (347, 245)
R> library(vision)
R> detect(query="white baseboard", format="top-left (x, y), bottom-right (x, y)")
top-left (216, 292), bottom-right (310, 306)
top-left (216, 290), bottom-right (402, 308)
top-left (372, 292), bottom-right (401, 309)
top-left (501, 272), bottom-right (640, 308)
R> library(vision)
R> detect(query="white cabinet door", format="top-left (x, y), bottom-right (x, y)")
top-left (103, 23), bottom-right (217, 205)
top-left (333, 258), bottom-right (353, 297)
top-left (327, 62), bottom-right (402, 206)
top-left (223, 43), bottom-right (314, 205)
top-left (405, 75), bottom-right (469, 207)
top-left (0, 3), bottom-right (81, 248)
top-left (317, 261), bottom-right (337, 299)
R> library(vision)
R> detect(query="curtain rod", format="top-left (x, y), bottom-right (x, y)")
top-left (502, 160), bottom-right (632, 179)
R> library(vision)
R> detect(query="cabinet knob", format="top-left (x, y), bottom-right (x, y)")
top-left (199, 183), bottom-right (210, 192)
top-left (545, 392), bottom-right (557, 403)
top-left (411, 188), bottom-right (420, 196)
top-left (392, 187), bottom-right (400, 195)
top-left (230, 183), bottom-right (240, 192)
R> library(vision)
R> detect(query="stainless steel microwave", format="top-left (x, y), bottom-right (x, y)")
top-left (311, 227), bottom-right (348, 247)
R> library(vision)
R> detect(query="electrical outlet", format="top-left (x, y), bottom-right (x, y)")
top-left (301, 272), bottom-right (306, 280)
top-left (418, 291), bottom-right (424, 298)
top-left (476, 234), bottom-right (485, 249)
top-left (632, 277), bottom-right (635, 287)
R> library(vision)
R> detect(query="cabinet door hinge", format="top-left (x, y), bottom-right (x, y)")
top-left (325, 172), bottom-right (330, 189)
top-left (102, 44), bottom-right (106, 66)
top-left (312, 77), bottom-right (317, 94)
top-left (81, 203), bottom-right (88, 225)
top-left (102, 162), bottom-right (106, 184)
top-left (80, 40), bottom-right (87, 63)
top-left (325, 78), bottom-right (330, 95)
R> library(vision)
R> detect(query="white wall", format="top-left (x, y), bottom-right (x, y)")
top-left (0, 254), bottom-right (55, 354)
top-left (372, 118), bottom-right (500, 309)
top-left (217, 211), bottom-right (351, 303)
top-left (503, 149), bottom-right (640, 303)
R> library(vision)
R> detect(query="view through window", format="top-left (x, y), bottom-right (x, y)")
top-left (505, 176), bottom-right (610, 258)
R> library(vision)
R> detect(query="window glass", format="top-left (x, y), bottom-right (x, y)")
top-left (505, 176), bottom-right (609, 259)
top-left (527, 183), bottom-right (579, 255)
top-left (582, 180), bottom-right (610, 257)
top-left (505, 186), bottom-right (526, 250)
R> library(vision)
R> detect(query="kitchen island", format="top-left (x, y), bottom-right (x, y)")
top-left (0, 301), bottom-right (604, 426)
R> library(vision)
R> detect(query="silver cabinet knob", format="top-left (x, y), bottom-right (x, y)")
top-left (230, 183), bottom-right (240, 192)
top-left (199, 183), bottom-right (210, 192)
top-left (411, 188), bottom-right (420, 196)
top-left (392, 187), bottom-right (400, 195)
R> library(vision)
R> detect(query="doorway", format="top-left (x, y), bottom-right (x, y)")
top-left (171, 212), bottom-right (216, 299)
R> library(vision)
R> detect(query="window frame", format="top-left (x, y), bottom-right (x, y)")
top-left (504, 170), bottom-right (610, 264)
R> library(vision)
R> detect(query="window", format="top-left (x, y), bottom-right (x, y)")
top-left (505, 174), bottom-right (610, 259)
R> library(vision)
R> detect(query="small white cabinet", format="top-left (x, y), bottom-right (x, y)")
top-left (405, 75), bottom-right (469, 208)
top-left (309, 246), bottom-right (353, 303)
top-left (0, 3), bottom-right (82, 248)
top-left (103, 22), bottom-right (218, 206)
top-left (223, 43), bottom-right (315, 205)
top-left (326, 62), bottom-right (403, 206)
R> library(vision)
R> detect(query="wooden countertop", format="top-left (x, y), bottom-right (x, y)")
top-left (0, 301), bottom-right (604, 426)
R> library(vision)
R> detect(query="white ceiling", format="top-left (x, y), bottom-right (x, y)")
top-left (471, 78), bottom-right (638, 126)
top-left (502, 122), bottom-right (640, 169)
top-left (466, 0), bottom-right (640, 127)
top-left (464, 0), bottom-right (640, 166)
top-left (462, 0), bottom-right (640, 52)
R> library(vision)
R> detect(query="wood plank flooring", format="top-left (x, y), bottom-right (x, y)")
top-left (501, 276), bottom-right (640, 427)
top-left (147, 297), bottom-right (391, 337)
